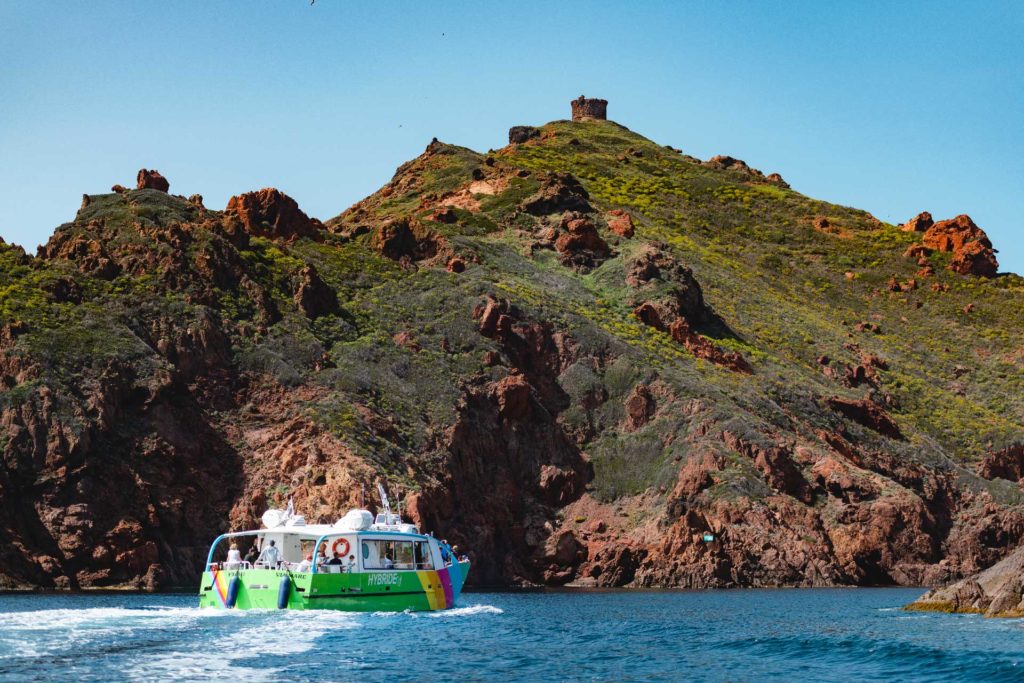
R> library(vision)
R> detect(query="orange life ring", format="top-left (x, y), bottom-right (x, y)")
top-left (331, 538), bottom-right (350, 557)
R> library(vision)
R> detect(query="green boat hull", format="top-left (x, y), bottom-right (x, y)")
top-left (198, 560), bottom-right (470, 611)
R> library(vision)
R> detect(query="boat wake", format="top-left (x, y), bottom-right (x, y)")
top-left (371, 604), bottom-right (504, 619)
top-left (0, 605), bottom-right (358, 682)
top-left (425, 604), bottom-right (504, 618)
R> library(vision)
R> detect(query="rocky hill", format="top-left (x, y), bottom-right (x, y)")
top-left (2, 99), bottom-right (1023, 590)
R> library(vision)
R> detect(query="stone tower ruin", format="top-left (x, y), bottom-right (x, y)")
top-left (571, 96), bottom-right (607, 121)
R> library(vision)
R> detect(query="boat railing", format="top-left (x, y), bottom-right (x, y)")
top-left (206, 561), bottom-right (253, 571)
top-left (252, 561), bottom-right (286, 570)
top-left (203, 529), bottom-right (264, 571)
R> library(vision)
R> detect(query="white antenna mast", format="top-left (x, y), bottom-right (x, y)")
top-left (377, 482), bottom-right (391, 520)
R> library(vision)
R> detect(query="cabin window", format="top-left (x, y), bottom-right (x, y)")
top-left (361, 539), bottom-right (416, 569)
top-left (415, 541), bottom-right (434, 569)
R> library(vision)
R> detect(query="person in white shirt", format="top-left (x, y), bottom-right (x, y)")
top-left (295, 553), bottom-right (313, 573)
top-left (224, 542), bottom-right (243, 569)
top-left (257, 540), bottom-right (282, 568)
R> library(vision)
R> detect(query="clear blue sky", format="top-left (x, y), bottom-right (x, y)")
top-left (2, 1), bottom-right (1021, 273)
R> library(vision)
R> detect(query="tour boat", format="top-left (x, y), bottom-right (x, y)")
top-left (198, 486), bottom-right (469, 611)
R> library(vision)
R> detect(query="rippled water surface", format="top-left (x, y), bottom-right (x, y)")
top-left (1, 588), bottom-right (1022, 681)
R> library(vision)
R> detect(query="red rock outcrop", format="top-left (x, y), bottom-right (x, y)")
top-left (722, 432), bottom-right (813, 504)
top-left (520, 172), bottom-right (593, 215)
top-left (908, 544), bottom-right (1024, 616)
top-left (293, 264), bottom-right (338, 319)
top-left (625, 244), bottom-right (708, 320)
top-left (826, 396), bottom-right (902, 439)
top-left (473, 296), bottom-right (576, 411)
top-left (921, 214), bottom-right (998, 277)
top-left (491, 373), bottom-right (532, 420)
top-left (624, 384), bottom-right (656, 431)
top-left (224, 188), bottom-right (322, 242)
top-left (553, 211), bottom-right (610, 270)
top-left (606, 209), bottom-right (635, 238)
top-left (902, 211), bottom-right (934, 232)
top-left (977, 445), bottom-right (1024, 482)
top-left (508, 126), bottom-right (541, 144)
top-left (136, 169), bottom-right (169, 192)
top-left (371, 217), bottom-right (444, 263)
top-left (627, 245), bottom-right (751, 373)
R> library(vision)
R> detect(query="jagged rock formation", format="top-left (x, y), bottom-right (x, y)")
top-left (224, 188), bottom-right (322, 242)
top-left (903, 213), bottom-right (999, 277)
top-left (136, 169), bottom-right (169, 192)
top-left (1, 103), bottom-right (1022, 593)
top-left (902, 211), bottom-right (933, 233)
top-left (509, 126), bottom-right (540, 144)
top-left (703, 155), bottom-right (789, 187)
top-left (906, 544), bottom-right (1024, 616)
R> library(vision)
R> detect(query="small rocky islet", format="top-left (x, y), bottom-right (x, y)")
top-left (1, 97), bottom-right (1022, 597)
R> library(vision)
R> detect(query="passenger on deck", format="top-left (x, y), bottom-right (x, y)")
top-left (257, 539), bottom-right (282, 568)
top-left (347, 554), bottom-right (356, 573)
top-left (326, 552), bottom-right (343, 566)
top-left (295, 553), bottom-right (313, 573)
top-left (225, 542), bottom-right (243, 568)
top-left (243, 545), bottom-right (258, 566)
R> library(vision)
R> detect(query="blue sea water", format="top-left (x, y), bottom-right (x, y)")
top-left (0, 588), bottom-right (1021, 682)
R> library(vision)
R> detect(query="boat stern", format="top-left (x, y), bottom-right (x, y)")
top-left (449, 558), bottom-right (470, 603)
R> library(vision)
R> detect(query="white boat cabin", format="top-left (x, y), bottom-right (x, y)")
top-left (206, 503), bottom-right (459, 575)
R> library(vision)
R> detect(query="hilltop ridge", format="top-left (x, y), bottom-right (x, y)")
top-left (1, 99), bottom-right (1022, 590)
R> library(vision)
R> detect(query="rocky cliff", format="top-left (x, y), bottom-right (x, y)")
top-left (906, 544), bottom-right (1024, 616)
top-left (2, 111), bottom-right (1022, 590)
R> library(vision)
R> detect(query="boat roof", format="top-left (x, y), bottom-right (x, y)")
top-left (227, 524), bottom-right (431, 541)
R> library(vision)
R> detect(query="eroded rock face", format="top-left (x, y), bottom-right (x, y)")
top-left (293, 265), bottom-right (338, 319)
top-left (978, 445), bottom-right (1024, 482)
top-left (136, 169), bottom-right (169, 192)
top-left (553, 211), bottom-right (610, 271)
top-left (826, 397), bottom-right (902, 439)
top-left (704, 155), bottom-right (756, 174)
top-left (509, 126), bottom-right (540, 144)
top-left (702, 156), bottom-right (788, 187)
top-left (402, 298), bottom-right (592, 585)
top-left (908, 545), bottom-right (1024, 616)
top-left (624, 384), bottom-right (655, 431)
top-left (921, 214), bottom-right (998, 277)
top-left (224, 188), bottom-right (322, 242)
top-left (371, 217), bottom-right (444, 263)
top-left (902, 211), bottom-right (934, 233)
top-left (606, 209), bottom-right (635, 238)
top-left (626, 245), bottom-right (707, 320)
top-left (627, 244), bottom-right (750, 372)
top-left (473, 296), bottom-right (576, 411)
top-left (520, 172), bottom-right (593, 215)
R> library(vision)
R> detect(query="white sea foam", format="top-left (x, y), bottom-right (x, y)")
top-left (369, 603), bottom-right (503, 620)
top-left (0, 605), bottom-right (357, 681)
top-left (424, 604), bottom-right (503, 618)
top-left (125, 609), bottom-right (358, 681)
top-left (0, 606), bottom-right (215, 661)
